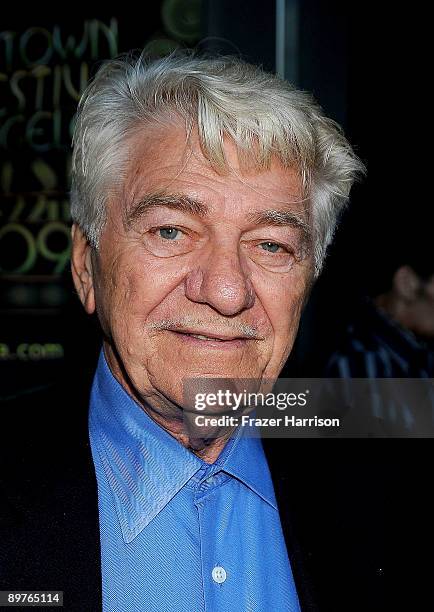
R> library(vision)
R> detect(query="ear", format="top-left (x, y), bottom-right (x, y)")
top-left (393, 265), bottom-right (421, 302)
top-left (70, 223), bottom-right (96, 314)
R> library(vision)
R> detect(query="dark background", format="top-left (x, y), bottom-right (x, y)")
top-left (0, 4), bottom-right (432, 611)
top-left (0, 1), bottom-right (428, 390)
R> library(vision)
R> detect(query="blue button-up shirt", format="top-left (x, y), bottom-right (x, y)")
top-left (89, 348), bottom-right (300, 611)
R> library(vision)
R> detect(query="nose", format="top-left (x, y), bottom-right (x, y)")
top-left (184, 241), bottom-right (255, 316)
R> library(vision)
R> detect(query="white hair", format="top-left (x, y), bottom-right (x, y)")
top-left (70, 51), bottom-right (365, 275)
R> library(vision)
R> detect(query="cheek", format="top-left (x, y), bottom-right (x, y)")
top-left (270, 291), bottom-right (304, 351)
top-left (258, 271), bottom-right (306, 332)
top-left (98, 247), bottom-right (188, 335)
top-left (257, 270), bottom-right (309, 368)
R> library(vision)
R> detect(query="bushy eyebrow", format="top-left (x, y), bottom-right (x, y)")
top-left (124, 193), bottom-right (208, 230)
top-left (124, 191), bottom-right (312, 243)
top-left (246, 209), bottom-right (311, 241)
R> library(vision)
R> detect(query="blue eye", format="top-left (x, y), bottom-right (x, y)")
top-left (260, 241), bottom-right (281, 253)
top-left (159, 227), bottom-right (180, 240)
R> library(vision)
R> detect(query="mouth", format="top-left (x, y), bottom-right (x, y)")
top-left (168, 329), bottom-right (254, 349)
top-left (184, 333), bottom-right (227, 341)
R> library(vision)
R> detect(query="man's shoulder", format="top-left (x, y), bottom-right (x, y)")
top-left (0, 367), bottom-right (96, 523)
top-left (0, 368), bottom-right (102, 607)
top-left (0, 365), bottom-right (94, 431)
top-left (0, 367), bottom-right (95, 494)
top-left (263, 437), bottom-right (434, 610)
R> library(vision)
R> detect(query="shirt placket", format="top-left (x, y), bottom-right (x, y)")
top-left (194, 464), bottom-right (230, 612)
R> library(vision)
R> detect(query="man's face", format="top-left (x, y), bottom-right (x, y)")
top-left (73, 120), bottom-right (314, 416)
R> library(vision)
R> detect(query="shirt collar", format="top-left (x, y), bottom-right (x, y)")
top-left (89, 348), bottom-right (277, 543)
top-left (216, 427), bottom-right (278, 511)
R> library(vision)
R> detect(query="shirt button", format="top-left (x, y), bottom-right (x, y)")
top-left (212, 566), bottom-right (227, 584)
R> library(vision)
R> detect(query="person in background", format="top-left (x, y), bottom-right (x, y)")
top-left (325, 248), bottom-right (434, 378)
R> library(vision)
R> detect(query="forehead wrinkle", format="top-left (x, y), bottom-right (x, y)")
top-left (123, 191), bottom-right (209, 230)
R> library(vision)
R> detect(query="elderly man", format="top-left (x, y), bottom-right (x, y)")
top-left (0, 53), bottom-right (363, 611)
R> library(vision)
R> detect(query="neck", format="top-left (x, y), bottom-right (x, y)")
top-left (102, 340), bottom-right (234, 464)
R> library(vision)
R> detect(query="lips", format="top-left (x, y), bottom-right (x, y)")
top-left (170, 329), bottom-right (249, 342)
top-left (163, 326), bottom-right (259, 351)
top-left (186, 333), bottom-right (225, 341)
